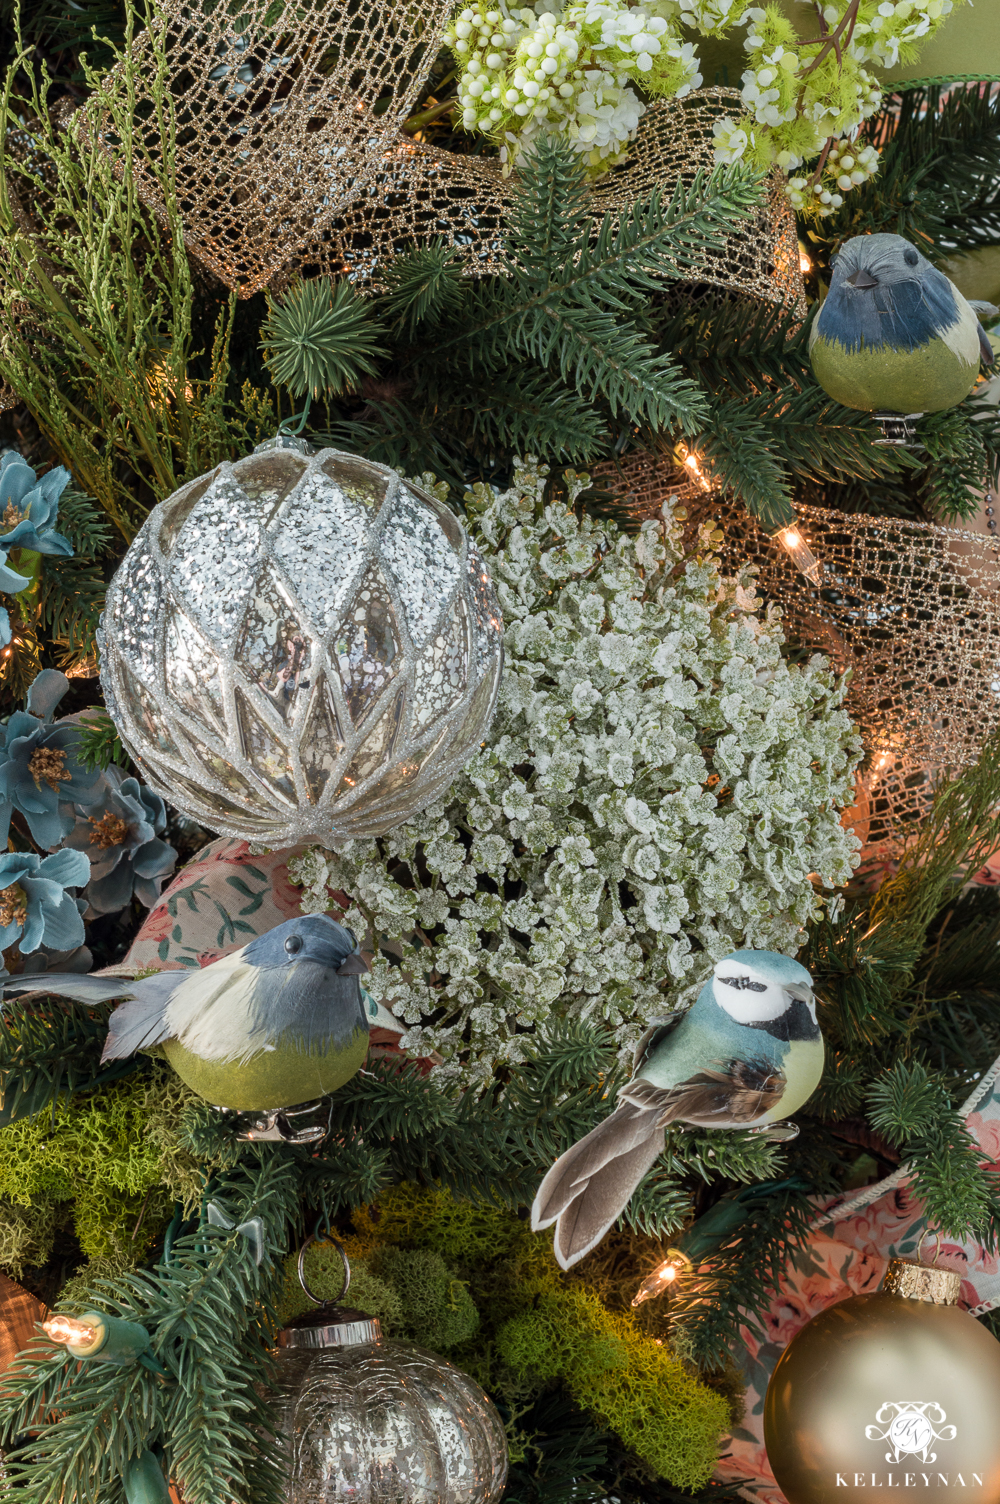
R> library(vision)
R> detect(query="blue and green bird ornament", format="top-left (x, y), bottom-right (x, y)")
top-left (2, 914), bottom-right (401, 1111)
top-left (531, 948), bottom-right (823, 1269)
top-left (809, 232), bottom-right (998, 414)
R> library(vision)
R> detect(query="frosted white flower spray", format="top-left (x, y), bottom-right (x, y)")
top-left (291, 462), bottom-right (862, 1083)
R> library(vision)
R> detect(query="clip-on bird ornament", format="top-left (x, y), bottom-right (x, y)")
top-left (809, 233), bottom-right (999, 445)
top-left (532, 949), bottom-right (823, 1270)
top-left (3, 915), bottom-right (402, 1117)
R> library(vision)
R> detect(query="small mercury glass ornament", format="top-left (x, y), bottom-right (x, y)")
top-left (270, 1236), bottom-right (508, 1504)
top-left (99, 439), bottom-right (503, 844)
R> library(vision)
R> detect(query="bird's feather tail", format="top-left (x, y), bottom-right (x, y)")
top-left (2, 974), bottom-right (141, 1004)
top-left (531, 1104), bottom-right (666, 1269)
top-left (532, 1104), bottom-right (656, 1228)
top-left (100, 973), bottom-right (186, 1061)
top-left (551, 1128), bottom-right (666, 1270)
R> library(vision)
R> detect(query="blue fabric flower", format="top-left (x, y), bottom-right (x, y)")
top-left (0, 672), bottom-right (103, 850)
top-left (0, 452), bottom-right (72, 557)
top-left (0, 607), bottom-right (10, 649)
top-left (0, 552), bottom-right (29, 595)
top-left (62, 765), bottom-right (177, 914)
top-left (0, 848), bottom-right (91, 955)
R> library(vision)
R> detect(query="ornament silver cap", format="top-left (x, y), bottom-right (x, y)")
top-left (277, 1230), bottom-right (382, 1348)
top-left (278, 1307), bottom-right (382, 1349)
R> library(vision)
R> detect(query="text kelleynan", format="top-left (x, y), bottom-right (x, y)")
top-left (836, 1477), bottom-right (985, 1488)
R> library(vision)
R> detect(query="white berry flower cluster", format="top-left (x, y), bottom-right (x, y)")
top-left (289, 460), bottom-right (862, 1085)
top-left (783, 139), bottom-right (879, 216)
top-left (447, 0), bottom-right (961, 210)
top-left (710, 0), bottom-right (947, 218)
top-left (446, 0), bottom-right (702, 172)
top-left (850, 0), bottom-right (954, 70)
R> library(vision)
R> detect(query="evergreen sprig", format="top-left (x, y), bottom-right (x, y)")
top-left (260, 277), bottom-right (387, 400)
top-left (0, 993), bottom-right (136, 1127)
top-left (0, 1156), bottom-right (298, 1504)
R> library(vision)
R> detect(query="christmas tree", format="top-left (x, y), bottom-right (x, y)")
top-left (0, 0), bottom-right (999, 1499)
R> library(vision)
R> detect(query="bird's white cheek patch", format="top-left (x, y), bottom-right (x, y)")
top-left (940, 304), bottom-right (981, 366)
top-left (716, 992), bottom-right (788, 1023)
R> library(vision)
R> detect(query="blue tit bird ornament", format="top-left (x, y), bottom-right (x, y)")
top-left (2, 915), bottom-right (402, 1111)
top-left (531, 949), bottom-right (823, 1270)
top-left (809, 233), bottom-right (998, 414)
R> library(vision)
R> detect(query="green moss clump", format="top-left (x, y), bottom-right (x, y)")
top-left (495, 1283), bottom-right (729, 1490)
top-left (345, 1184), bottom-right (730, 1492)
top-left (354, 1183), bottom-right (521, 1262)
top-left (0, 1075), bottom-right (176, 1264)
top-left (498, 1288), bottom-right (627, 1383)
top-left (368, 1245), bottom-right (479, 1350)
top-left (0, 1197), bottom-right (61, 1279)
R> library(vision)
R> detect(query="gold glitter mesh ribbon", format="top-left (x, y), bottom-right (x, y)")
top-left (592, 452), bottom-right (1000, 846)
top-left (86, 0), bottom-right (803, 310)
top-left (274, 89), bottom-right (806, 311)
top-left (88, 0), bottom-right (451, 297)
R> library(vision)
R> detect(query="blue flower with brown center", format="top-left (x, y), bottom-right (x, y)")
top-left (0, 671), bottom-right (103, 850)
top-left (0, 452), bottom-right (72, 557)
top-left (0, 847), bottom-right (91, 956)
top-left (62, 766), bottom-right (177, 915)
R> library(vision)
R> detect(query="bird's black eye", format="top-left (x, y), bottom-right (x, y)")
top-left (285, 934), bottom-right (303, 955)
top-left (904, 248), bottom-right (919, 267)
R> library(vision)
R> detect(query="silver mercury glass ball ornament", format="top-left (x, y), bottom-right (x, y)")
top-left (270, 1237), bottom-right (508, 1504)
top-left (98, 438), bottom-right (503, 844)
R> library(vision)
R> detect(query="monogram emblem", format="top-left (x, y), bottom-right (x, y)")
top-left (866, 1403), bottom-right (957, 1464)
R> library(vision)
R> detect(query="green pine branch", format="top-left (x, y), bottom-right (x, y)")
top-left (0, 994), bottom-right (133, 1127)
top-left (0, 1156), bottom-right (298, 1504)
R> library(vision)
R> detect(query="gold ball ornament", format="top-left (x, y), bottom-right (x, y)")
top-left (764, 1260), bottom-right (1000, 1504)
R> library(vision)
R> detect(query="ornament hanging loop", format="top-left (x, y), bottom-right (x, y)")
top-left (298, 1230), bottom-right (351, 1307)
top-left (278, 392), bottom-right (313, 438)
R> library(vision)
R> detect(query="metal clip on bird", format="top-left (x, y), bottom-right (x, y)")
top-left (872, 411), bottom-right (924, 447)
top-left (225, 1097), bottom-right (335, 1145)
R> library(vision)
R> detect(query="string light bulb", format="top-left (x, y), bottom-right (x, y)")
top-left (681, 451), bottom-right (712, 492)
top-left (43, 1310), bottom-right (154, 1365)
top-left (798, 240), bottom-right (812, 274)
top-left (631, 1249), bottom-right (693, 1307)
top-left (770, 522), bottom-right (823, 585)
top-left (43, 1313), bottom-right (105, 1355)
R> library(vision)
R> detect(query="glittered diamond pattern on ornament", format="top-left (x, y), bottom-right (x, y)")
top-left (100, 441), bottom-right (503, 845)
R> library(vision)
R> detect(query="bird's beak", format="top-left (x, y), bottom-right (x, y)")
top-left (847, 268), bottom-right (879, 289)
top-left (784, 983), bottom-right (813, 1004)
top-left (336, 953), bottom-right (370, 976)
